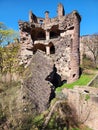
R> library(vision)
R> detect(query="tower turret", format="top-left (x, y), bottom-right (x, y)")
top-left (57, 3), bottom-right (65, 19)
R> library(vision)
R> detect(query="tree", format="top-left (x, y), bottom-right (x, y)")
top-left (0, 22), bottom-right (19, 73)
top-left (82, 34), bottom-right (98, 68)
top-left (0, 22), bottom-right (19, 46)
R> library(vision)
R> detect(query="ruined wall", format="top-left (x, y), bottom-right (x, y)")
top-left (23, 51), bottom-right (53, 113)
top-left (50, 36), bottom-right (72, 81)
top-left (19, 21), bottom-right (33, 65)
top-left (62, 86), bottom-right (98, 130)
top-left (69, 11), bottom-right (80, 83)
top-left (53, 11), bottom-right (80, 83)
top-left (18, 5), bottom-right (81, 82)
top-left (18, 3), bottom-right (81, 112)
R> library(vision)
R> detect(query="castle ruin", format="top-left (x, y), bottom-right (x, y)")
top-left (18, 3), bottom-right (81, 83)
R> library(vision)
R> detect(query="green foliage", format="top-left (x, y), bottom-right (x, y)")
top-left (32, 114), bottom-right (44, 129)
top-left (0, 43), bottom-right (21, 75)
top-left (47, 114), bottom-right (60, 129)
top-left (0, 104), bottom-right (6, 125)
top-left (70, 128), bottom-right (80, 130)
top-left (0, 22), bottom-right (19, 46)
top-left (50, 98), bottom-right (58, 106)
top-left (85, 94), bottom-right (90, 101)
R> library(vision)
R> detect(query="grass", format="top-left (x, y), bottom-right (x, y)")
top-left (56, 70), bottom-right (96, 93)
top-left (32, 114), bottom-right (44, 129)
top-left (85, 94), bottom-right (90, 101)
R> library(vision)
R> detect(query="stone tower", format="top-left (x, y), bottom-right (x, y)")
top-left (18, 3), bottom-right (81, 113)
top-left (45, 11), bottom-right (50, 24)
top-left (57, 3), bottom-right (65, 19)
top-left (18, 3), bottom-right (81, 83)
top-left (68, 11), bottom-right (81, 83)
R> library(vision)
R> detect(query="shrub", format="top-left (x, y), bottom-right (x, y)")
top-left (0, 104), bottom-right (6, 125)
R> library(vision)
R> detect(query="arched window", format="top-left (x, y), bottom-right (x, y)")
top-left (50, 25), bottom-right (60, 39)
top-left (49, 42), bottom-right (55, 54)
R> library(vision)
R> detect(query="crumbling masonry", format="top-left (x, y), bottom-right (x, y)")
top-left (19, 3), bottom-right (81, 83)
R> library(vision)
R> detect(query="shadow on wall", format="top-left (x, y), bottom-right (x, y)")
top-left (45, 64), bottom-right (61, 87)
top-left (45, 64), bottom-right (67, 102)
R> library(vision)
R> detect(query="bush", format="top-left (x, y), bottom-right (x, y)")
top-left (0, 104), bottom-right (6, 125)
top-left (82, 55), bottom-right (95, 69)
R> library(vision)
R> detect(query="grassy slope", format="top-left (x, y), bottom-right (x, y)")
top-left (56, 69), bottom-right (97, 93)
top-left (0, 42), bottom-right (25, 129)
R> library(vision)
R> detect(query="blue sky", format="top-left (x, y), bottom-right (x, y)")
top-left (0, 0), bottom-right (98, 36)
